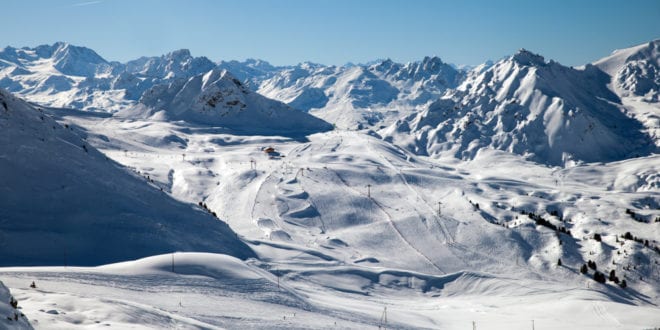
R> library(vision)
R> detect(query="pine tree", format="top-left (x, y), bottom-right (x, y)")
top-left (593, 271), bottom-right (606, 284)
top-left (588, 260), bottom-right (597, 270)
top-left (557, 258), bottom-right (562, 266)
top-left (580, 264), bottom-right (588, 274)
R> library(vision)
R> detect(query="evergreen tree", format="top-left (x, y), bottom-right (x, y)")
top-left (580, 264), bottom-right (588, 274)
top-left (593, 271), bottom-right (606, 284)
top-left (588, 260), bottom-right (597, 270)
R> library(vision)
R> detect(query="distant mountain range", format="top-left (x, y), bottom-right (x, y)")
top-left (1, 40), bottom-right (658, 165)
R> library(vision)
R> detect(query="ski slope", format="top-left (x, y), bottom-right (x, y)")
top-left (8, 106), bottom-right (652, 329)
top-left (0, 40), bottom-right (658, 329)
top-left (2, 251), bottom-right (659, 330)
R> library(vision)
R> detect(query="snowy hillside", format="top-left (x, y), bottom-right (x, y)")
top-left (383, 49), bottom-right (658, 166)
top-left (31, 104), bottom-right (660, 328)
top-left (0, 88), bottom-right (254, 266)
top-left (594, 39), bottom-right (660, 145)
top-left (0, 40), bottom-right (658, 329)
top-left (0, 281), bottom-right (32, 329)
top-left (134, 68), bottom-right (333, 135)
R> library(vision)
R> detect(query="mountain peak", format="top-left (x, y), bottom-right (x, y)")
top-left (421, 55), bottom-right (444, 65)
top-left (511, 48), bottom-right (546, 66)
top-left (165, 48), bottom-right (192, 60)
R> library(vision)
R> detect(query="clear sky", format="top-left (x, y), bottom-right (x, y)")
top-left (3, 0), bottom-right (659, 67)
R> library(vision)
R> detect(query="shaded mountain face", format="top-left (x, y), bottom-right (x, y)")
top-left (136, 69), bottom-right (333, 136)
top-left (383, 49), bottom-right (658, 166)
top-left (0, 88), bottom-right (255, 266)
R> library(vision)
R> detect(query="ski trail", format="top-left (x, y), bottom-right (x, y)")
top-left (362, 133), bottom-right (456, 245)
top-left (295, 173), bottom-right (328, 234)
top-left (329, 168), bottom-right (445, 274)
top-left (592, 301), bottom-right (622, 327)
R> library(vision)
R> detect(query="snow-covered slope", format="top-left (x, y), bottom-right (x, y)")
top-left (0, 41), bottom-right (658, 329)
top-left (0, 281), bottom-right (32, 329)
top-left (3, 250), bottom-right (659, 330)
top-left (38, 106), bottom-right (660, 328)
top-left (383, 49), bottom-right (658, 166)
top-left (595, 40), bottom-right (659, 98)
top-left (134, 68), bottom-right (333, 135)
top-left (0, 89), bottom-right (255, 266)
top-left (594, 39), bottom-right (660, 144)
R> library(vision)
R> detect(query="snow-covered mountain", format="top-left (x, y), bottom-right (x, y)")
top-left (217, 58), bottom-right (283, 89)
top-left (0, 88), bottom-right (255, 266)
top-left (125, 49), bottom-right (215, 79)
top-left (383, 48), bottom-right (658, 166)
top-left (594, 39), bottom-right (660, 144)
top-left (1, 43), bottom-right (465, 129)
top-left (256, 57), bottom-right (462, 129)
top-left (0, 42), bottom-right (116, 78)
top-left (1, 41), bottom-right (658, 164)
top-left (133, 68), bottom-right (333, 135)
top-left (0, 43), bottom-right (217, 111)
top-left (0, 39), bottom-right (658, 328)
top-left (595, 40), bottom-right (659, 100)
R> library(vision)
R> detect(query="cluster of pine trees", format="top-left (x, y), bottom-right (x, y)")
top-left (579, 260), bottom-right (627, 288)
top-left (199, 201), bottom-right (218, 218)
top-left (520, 210), bottom-right (572, 236)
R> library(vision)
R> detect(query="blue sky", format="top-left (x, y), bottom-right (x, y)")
top-left (3, 0), bottom-right (659, 66)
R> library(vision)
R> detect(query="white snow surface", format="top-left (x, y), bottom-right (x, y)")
top-left (5, 100), bottom-right (652, 328)
top-left (594, 39), bottom-right (660, 145)
top-left (133, 68), bottom-right (333, 135)
top-left (0, 40), bottom-right (658, 329)
top-left (0, 280), bottom-right (32, 329)
top-left (0, 89), bottom-right (255, 266)
top-left (383, 48), bottom-right (658, 166)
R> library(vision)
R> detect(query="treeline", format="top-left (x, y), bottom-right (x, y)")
top-left (521, 210), bottom-right (572, 237)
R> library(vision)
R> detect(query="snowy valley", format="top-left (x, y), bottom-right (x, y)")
top-left (0, 40), bottom-right (659, 329)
